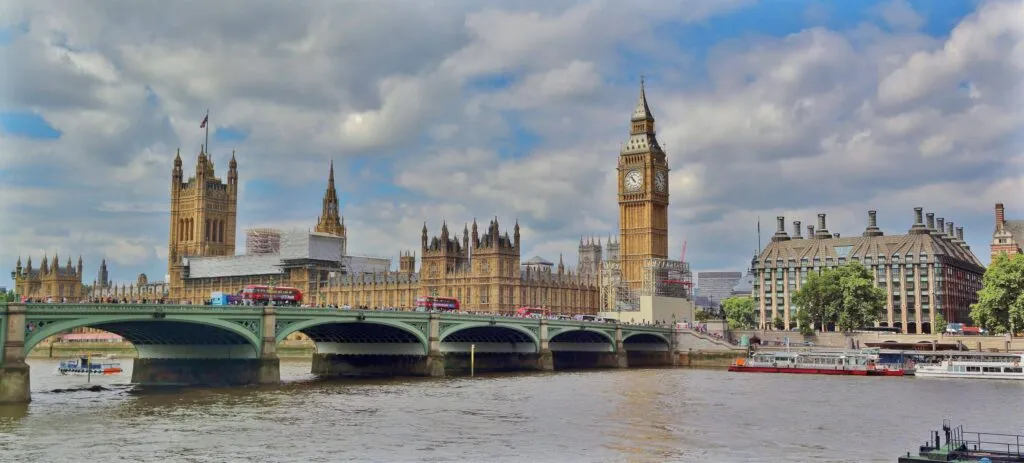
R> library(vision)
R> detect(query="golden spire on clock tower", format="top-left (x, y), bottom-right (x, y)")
top-left (617, 77), bottom-right (670, 290)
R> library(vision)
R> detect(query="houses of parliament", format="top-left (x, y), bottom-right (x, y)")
top-left (11, 82), bottom-right (672, 314)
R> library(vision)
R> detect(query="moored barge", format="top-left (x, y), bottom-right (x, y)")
top-left (728, 349), bottom-right (904, 376)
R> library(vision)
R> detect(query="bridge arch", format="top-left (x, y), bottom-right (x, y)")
top-left (549, 328), bottom-right (615, 352)
top-left (24, 315), bottom-right (263, 359)
top-left (622, 332), bottom-right (671, 352)
top-left (440, 322), bottom-right (540, 354)
top-left (275, 319), bottom-right (429, 356)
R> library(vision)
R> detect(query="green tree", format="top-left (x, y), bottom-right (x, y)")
top-left (1, 289), bottom-right (15, 302)
top-left (795, 310), bottom-right (814, 336)
top-left (970, 253), bottom-right (1024, 334)
top-left (722, 296), bottom-right (756, 329)
top-left (790, 262), bottom-right (886, 332)
top-left (933, 311), bottom-right (947, 335)
top-left (772, 316), bottom-right (785, 330)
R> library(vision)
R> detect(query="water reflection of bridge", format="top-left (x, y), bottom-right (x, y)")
top-left (0, 302), bottom-right (677, 403)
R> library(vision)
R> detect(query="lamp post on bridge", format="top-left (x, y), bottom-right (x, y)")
top-left (268, 279), bottom-right (276, 307)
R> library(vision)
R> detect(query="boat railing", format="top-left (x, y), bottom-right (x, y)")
top-left (942, 421), bottom-right (1023, 460)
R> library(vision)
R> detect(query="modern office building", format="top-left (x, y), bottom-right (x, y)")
top-left (695, 271), bottom-right (742, 308)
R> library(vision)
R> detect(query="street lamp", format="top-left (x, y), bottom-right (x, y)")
top-left (268, 279), bottom-right (276, 307)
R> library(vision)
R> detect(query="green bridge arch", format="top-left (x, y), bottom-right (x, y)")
top-left (548, 326), bottom-right (616, 346)
top-left (439, 322), bottom-right (541, 350)
top-left (275, 318), bottom-right (430, 354)
top-left (23, 315), bottom-right (263, 356)
top-left (622, 331), bottom-right (672, 345)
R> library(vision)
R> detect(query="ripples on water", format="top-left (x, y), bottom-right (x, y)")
top-left (0, 359), bottom-right (1021, 462)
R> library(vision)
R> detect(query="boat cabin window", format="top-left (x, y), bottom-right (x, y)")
top-left (982, 366), bottom-right (1001, 373)
top-left (966, 366), bottom-right (980, 372)
top-left (1004, 367), bottom-right (1023, 373)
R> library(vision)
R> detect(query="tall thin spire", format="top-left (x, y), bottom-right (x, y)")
top-left (631, 75), bottom-right (654, 123)
top-left (315, 160), bottom-right (344, 237)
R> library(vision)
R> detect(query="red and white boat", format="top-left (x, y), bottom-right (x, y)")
top-left (729, 349), bottom-right (904, 376)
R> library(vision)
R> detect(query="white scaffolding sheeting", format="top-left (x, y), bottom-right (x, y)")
top-left (343, 255), bottom-right (391, 275)
top-left (186, 230), bottom-right (345, 278)
top-left (246, 228), bottom-right (281, 255)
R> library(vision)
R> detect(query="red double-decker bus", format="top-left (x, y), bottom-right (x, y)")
top-left (415, 296), bottom-right (460, 312)
top-left (515, 307), bottom-right (550, 318)
top-left (239, 285), bottom-right (303, 305)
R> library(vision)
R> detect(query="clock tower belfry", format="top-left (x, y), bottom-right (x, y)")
top-left (617, 78), bottom-right (670, 289)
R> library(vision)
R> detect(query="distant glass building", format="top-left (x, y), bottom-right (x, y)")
top-left (695, 271), bottom-right (743, 308)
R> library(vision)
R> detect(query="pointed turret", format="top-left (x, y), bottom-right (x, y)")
top-left (472, 218), bottom-right (479, 248)
top-left (41, 255), bottom-right (49, 274)
top-left (513, 219), bottom-right (520, 248)
top-left (25, 256), bottom-right (32, 272)
top-left (558, 253), bottom-right (565, 274)
top-left (632, 76), bottom-right (654, 123)
top-left (314, 160), bottom-right (345, 237)
top-left (227, 150), bottom-right (238, 189)
top-left (421, 222), bottom-right (428, 250)
top-left (77, 255), bottom-right (83, 275)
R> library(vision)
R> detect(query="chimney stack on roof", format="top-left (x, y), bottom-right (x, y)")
top-left (863, 210), bottom-right (884, 237)
top-left (772, 216), bottom-right (791, 242)
top-left (793, 221), bottom-right (803, 239)
top-left (815, 214), bottom-right (832, 239)
top-left (956, 226), bottom-right (964, 242)
top-left (996, 203), bottom-right (1005, 230)
top-left (935, 217), bottom-right (946, 237)
top-left (807, 225), bottom-right (815, 240)
top-left (926, 213), bottom-right (935, 230)
top-left (946, 221), bottom-right (956, 241)
top-left (909, 207), bottom-right (930, 234)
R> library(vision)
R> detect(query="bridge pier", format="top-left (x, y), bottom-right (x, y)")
top-left (0, 303), bottom-right (31, 404)
top-left (131, 306), bottom-right (281, 387)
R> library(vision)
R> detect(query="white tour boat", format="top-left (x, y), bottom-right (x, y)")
top-left (914, 352), bottom-right (1024, 380)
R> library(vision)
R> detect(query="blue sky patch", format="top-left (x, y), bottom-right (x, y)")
top-left (214, 127), bottom-right (249, 143)
top-left (0, 111), bottom-right (62, 139)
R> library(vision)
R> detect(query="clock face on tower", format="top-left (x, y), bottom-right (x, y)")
top-left (624, 169), bottom-right (643, 192)
top-left (654, 171), bottom-right (667, 193)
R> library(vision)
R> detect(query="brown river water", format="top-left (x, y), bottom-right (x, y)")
top-left (0, 359), bottom-right (1020, 462)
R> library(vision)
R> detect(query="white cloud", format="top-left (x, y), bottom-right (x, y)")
top-left (1, 0), bottom-right (1022, 289)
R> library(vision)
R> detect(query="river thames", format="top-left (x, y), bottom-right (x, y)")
top-left (0, 359), bottom-right (1020, 462)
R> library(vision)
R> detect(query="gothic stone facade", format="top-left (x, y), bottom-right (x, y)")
top-left (753, 209), bottom-right (984, 333)
top-left (321, 220), bottom-right (600, 314)
top-left (168, 149), bottom-right (601, 313)
top-left (11, 254), bottom-right (85, 301)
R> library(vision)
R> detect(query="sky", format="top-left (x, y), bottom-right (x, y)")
top-left (0, 0), bottom-right (1022, 289)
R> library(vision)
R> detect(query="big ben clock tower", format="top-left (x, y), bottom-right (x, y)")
top-left (618, 78), bottom-right (669, 289)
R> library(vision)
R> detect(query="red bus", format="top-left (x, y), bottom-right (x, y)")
top-left (415, 296), bottom-right (460, 312)
top-left (239, 285), bottom-right (303, 305)
top-left (515, 307), bottom-right (550, 318)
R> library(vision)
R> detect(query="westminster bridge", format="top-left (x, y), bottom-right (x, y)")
top-left (0, 302), bottom-right (677, 403)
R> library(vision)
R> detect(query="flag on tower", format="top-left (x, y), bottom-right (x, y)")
top-left (200, 114), bottom-right (208, 128)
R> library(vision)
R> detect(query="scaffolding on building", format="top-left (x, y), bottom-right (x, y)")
top-left (599, 261), bottom-right (639, 312)
top-left (245, 228), bottom-right (281, 255)
top-left (641, 258), bottom-right (692, 299)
